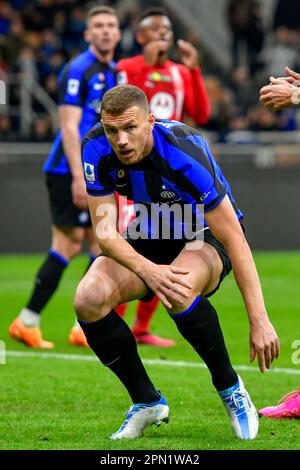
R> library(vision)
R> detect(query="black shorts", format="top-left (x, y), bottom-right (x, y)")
top-left (102, 227), bottom-right (235, 302)
top-left (46, 174), bottom-right (92, 228)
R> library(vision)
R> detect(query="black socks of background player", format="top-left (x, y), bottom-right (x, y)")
top-left (170, 296), bottom-right (238, 391)
top-left (26, 251), bottom-right (97, 315)
top-left (26, 250), bottom-right (69, 313)
top-left (79, 311), bottom-right (160, 404)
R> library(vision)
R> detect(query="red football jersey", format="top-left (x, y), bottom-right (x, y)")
top-left (117, 54), bottom-right (210, 124)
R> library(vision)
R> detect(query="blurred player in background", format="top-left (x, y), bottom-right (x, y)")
top-left (9, 5), bottom-right (120, 348)
top-left (259, 67), bottom-right (300, 418)
top-left (118, 7), bottom-right (210, 123)
top-left (75, 85), bottom-right (279, 440)
top-left (116, 7), bottom-right (211, 346)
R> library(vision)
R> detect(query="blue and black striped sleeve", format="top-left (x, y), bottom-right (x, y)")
top-left (82, 139), bottom-right (114, 196)
top-left (166, 135), bottom-right (226, 212)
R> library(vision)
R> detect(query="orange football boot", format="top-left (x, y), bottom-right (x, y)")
top-left (9, 317), bottom-right (54, 348)
top-left (69, 325), bottom-right (89, 348)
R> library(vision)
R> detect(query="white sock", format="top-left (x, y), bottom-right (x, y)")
top-left (19, 308), bottom-right (40, 327)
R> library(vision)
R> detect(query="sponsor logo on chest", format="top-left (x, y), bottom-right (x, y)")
top-left (147, 72), bottom-right (172, 82)
top-left (150, 92), bottom-right (175, 119)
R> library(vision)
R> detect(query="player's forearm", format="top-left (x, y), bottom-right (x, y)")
top-left (61, 124), bottom-right (83, 178)
top-left (190, 68), bottom-right (211, 124)
top-left (95, 229), bottom-right (153, 278)
top-left (226, 237), bottom-right (268, 324)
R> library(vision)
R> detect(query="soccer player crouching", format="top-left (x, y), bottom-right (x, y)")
top-left (74, 85), bottom-right (280, 440)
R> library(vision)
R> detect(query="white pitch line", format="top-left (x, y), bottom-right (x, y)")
top-left (5, 350), bottom-right (300, 375)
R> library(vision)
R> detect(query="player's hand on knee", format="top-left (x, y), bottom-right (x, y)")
top-left (141, 264), bottom-right (192, 309)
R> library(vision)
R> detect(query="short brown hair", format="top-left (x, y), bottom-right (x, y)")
top-left (101, 85), bottom-right (149, 115)
top-left (86, 5), bottom-right (118, 25)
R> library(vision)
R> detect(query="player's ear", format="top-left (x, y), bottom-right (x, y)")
top-left (116, 28), bottom-right (121, 43)
top-left (84, 28), bottom-right (91, 43)
top-left (147, 113), bottom-right (155, 131)
top-left (136, 28), bottom-right (146, 46)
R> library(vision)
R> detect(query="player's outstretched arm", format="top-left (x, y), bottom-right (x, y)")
top-left (205, 196), bottom-right (280, 373)
top-left (87, 194), bottom-right (192, 309)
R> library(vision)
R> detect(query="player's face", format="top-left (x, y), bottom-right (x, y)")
top-left (102, 106), bottom-right (155, 165)
top-left (137, 15), bottom-right (173, 49)
top-left (85, 14), bottom-right (120, 54)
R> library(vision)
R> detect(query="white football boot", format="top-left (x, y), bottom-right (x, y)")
top-left (110, 394), bottom-right (169, 440)
top-left (218, 375), bottom-right (259, 440)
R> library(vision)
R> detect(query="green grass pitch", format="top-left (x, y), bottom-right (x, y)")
top-left (0, 253), bottom-right (299, 450)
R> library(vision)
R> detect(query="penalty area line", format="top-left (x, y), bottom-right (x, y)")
top-left (5, 350), bottom-right (300, 375)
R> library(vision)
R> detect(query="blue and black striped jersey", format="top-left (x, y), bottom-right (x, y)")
top-left (43, 49), bottom-right (116, 175)
top-left (82, 120), bottom-right (243, 239)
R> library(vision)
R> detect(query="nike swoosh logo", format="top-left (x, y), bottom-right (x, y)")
top-left (94, 83), bottom-right (105, 90)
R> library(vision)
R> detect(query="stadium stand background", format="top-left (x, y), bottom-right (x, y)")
top-left (1, 0), bottom-right (300, 251)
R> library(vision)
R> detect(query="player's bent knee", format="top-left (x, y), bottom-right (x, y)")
top-left (169, 292), bottom-right (200, 315)
top-left (74, 276), bottom-right (108, 322)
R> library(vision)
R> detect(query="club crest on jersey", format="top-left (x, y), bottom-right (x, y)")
top-left (161, 190), bottom-right (176, 199)
top-left (160, 185), bottom-right (176, 199)
top-left (84, 163), bottom-right (95, 183)
top-left (67, 78), bottom-right (80, 96)
top-left (98, 72), bottom-right (105, 82)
